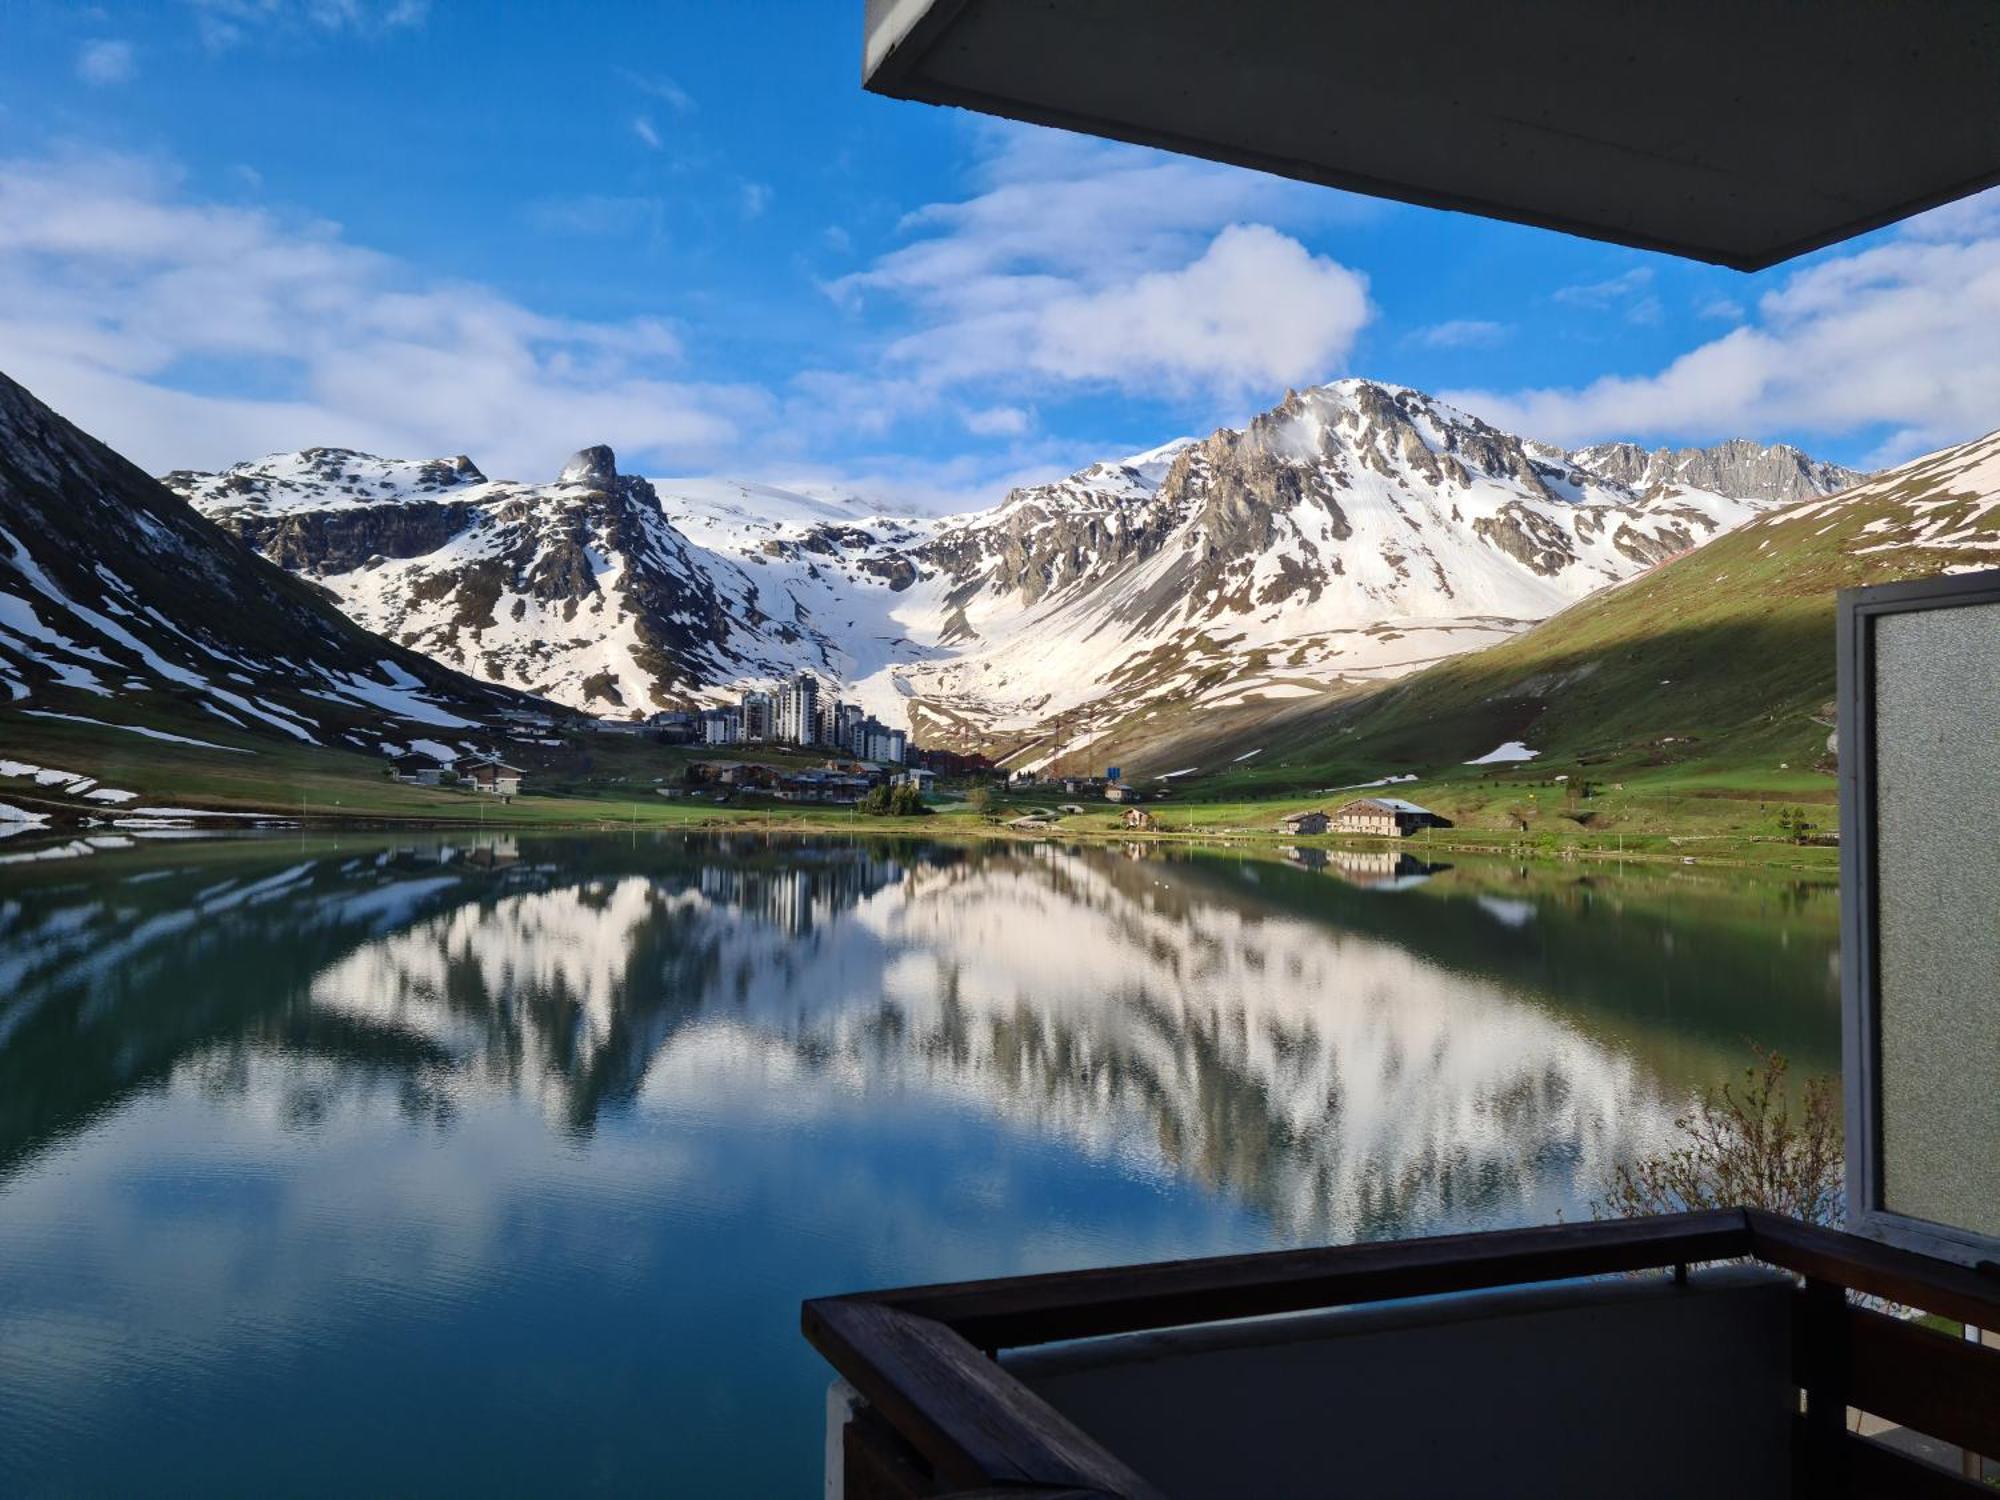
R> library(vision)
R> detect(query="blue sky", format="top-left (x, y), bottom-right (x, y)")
top-left (4, 1), bottom-right (1998, 510)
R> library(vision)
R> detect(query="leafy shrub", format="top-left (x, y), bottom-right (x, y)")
top-left (859, 782), bottom-right (929, 817)
top-left (1596, 1049), bottom-right (1842, 1226)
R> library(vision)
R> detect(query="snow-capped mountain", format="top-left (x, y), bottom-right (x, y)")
top-left (1323, 421), bottom-right (2000, 781)
top-left (0, 371), bottom-right (544, 756)
top-left (167, 379), bottom-right (1861, 761)
top-left (169, 445), bottom-right (936, 716)
top-left (891, 382), bottom-right (1862, 760)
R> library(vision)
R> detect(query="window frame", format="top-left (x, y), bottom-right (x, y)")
top-left (1839, 567), bottom-right (2000, 1266)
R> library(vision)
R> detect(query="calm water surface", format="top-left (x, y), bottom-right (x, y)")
top-left (0, 833), bottom-right (1838, 1495)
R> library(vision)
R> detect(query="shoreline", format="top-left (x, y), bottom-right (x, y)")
top-left (1, 800), bottom-right (1841, 876)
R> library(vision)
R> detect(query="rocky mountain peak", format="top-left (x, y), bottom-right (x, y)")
top-left (1568, 438), bottom-right (1863, 505)
top-left (1201, 378), bottom-right (1562, 506)
top-left (558, 445), bottom-right (619, 488)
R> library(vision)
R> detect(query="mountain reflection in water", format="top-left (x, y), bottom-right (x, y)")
top-left (0, 832), bottom-right (1839, 1495)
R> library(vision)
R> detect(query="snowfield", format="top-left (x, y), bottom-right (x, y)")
top-left (1467, 742), bottom-right (1542, 765)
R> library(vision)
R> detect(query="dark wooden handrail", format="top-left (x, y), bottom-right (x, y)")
top-left (857, 1208), bottom-right (1752, 1350)
top-left (1748, 1209), bottom-right (2000, 1328)
top-left (802, 1297), bottom-right (1164, 1498)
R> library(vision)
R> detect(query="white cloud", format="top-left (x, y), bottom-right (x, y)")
top-left (631, 115), bottom-right (663, 151)
top-left (189, 0), bottom-right (429, 50)
top-left (1551, 266), bottom-right (1662, 326)
top-left (825, 127), bottom-right (1372, 402)
top-left (618, 70), bottom-right (696, 115)
top-left (76, 39), bottom-right (136, 86)
top-left (1697, 296), bottom-right (1744, 322)
top-left (1552, 266), bottom-right (1653, 309)
top-left (1445, 191), bottom-right (2000, 463)
top-left (0, 151), bottom-right (762, 479)
top-left (1410, 318), bottom-right (1508, 349)
top-left (839, 128), bottom-right (1350, 308)
top-left (962, 405), bottom-right (1029, 437)
top-left (738, 182), bottom-right (772, 221)
top-left (1011, 224), bottom-right (1369, 394)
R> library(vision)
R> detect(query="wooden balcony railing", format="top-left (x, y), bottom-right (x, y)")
top-left (802, 1208), bottom-right (2000, 1499)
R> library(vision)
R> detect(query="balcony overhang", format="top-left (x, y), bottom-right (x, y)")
top-left (862, 0), bottom-right (2000, 271)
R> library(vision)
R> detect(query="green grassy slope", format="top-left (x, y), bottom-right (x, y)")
top-left (1131, 428), bottom-right (2000, 835)
top-left (0, 702), bottom-right (927, 831)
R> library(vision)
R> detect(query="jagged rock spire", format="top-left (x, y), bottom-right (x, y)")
top-left (559, 445), bottom-right (618, 487)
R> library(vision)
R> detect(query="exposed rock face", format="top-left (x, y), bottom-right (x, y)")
top-left (1474, 504), bottom-right (1574, 576)
top-left (558, 445), bottom-right (619, 488)
top-left (230, 502), bottom-right (482, 574)
top-left (1570, 438), bottom-right (1861, 505)
top-left (919, 456), bottom-right (1186, 609)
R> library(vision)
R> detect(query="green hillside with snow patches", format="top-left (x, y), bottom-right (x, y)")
top-left (1168, 427), bottom-right (2000, 827)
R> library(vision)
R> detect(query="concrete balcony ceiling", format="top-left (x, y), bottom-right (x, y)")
top-left (863, 0), bottom-right (2000, 271)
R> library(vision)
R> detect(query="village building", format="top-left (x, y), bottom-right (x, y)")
top-left (1122, 806), bottom-right (1156, 831)
top-left (774, 769), bottom-right (874, 804)
top-left (1278, 809), bottom-right (1330, 837)
top-left (1334, 796), bottom-right (1444, 837)
top-left (388, 754), bottom-right (451, 787)
top-left (686, 760), bottom-right (773, 790)
top-left (1103, 784), bottom-right (1143, 803)
top-left (774, 673), bottom-right (820, 745)
top-left (738, 690), bottom-right (773, 742)
top-left (909, 747), bottom-right (994, 776)
top-left (860, 723), bottom-right (908, 765)
top-left (895, 768), bottom-right (937, 793)
top-left (648, 710), bottom-right (696, 744)
top-left (461, 759), bottom-right (525, 797)
top-left (698, 707), bottom-right (741, 746)
top-left (835, 702), bottom-right (868, 753)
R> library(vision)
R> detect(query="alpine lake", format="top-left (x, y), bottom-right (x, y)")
top-left (0, 830), bottom-right (1839, 1496)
